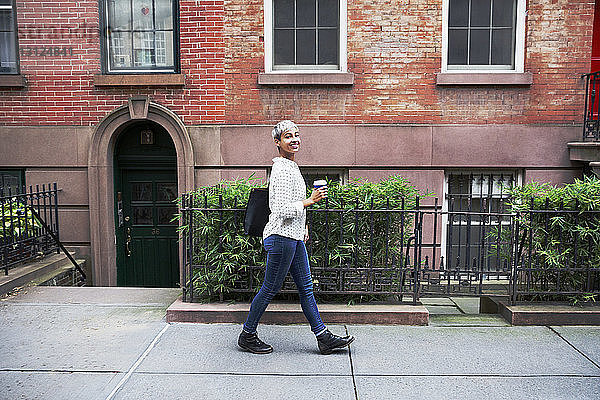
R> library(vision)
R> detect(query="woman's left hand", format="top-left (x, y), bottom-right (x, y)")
top-left (304, 226), bottom-right (309, 242)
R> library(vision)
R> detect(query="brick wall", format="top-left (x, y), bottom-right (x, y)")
top-left (0, 0), bottom-right (594, 126)
top-left (0, 0), bottom-right (226, 125)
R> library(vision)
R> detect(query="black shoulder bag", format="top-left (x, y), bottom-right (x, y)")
top-left (244, 187), bottom-right (270, 236)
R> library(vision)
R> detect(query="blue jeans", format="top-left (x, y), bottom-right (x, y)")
top-left (243, 234), bottom-right (326, 335)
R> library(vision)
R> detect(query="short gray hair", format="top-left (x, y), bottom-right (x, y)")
top-left (271, 120), bottom-right (298, 140)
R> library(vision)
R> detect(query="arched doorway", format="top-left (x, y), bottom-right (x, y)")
top-left (88, 98), bottom-right (195, 286)
top-left (114, 121), bottom-right (179, 287)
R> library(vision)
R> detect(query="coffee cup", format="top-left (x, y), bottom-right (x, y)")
top-left (313, 179), bottom-right (327, 190)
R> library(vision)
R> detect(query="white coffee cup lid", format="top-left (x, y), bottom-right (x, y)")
top-left (313, 180), bottom-right (327, 186)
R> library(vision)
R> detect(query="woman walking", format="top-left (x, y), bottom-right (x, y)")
top-left (238, 120), bottom-right (355, 355)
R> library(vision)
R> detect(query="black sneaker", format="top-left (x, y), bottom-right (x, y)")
top-left (238, 330), bottom-right (273, 354)
top-left (316, 329), bottom-right (355, 355)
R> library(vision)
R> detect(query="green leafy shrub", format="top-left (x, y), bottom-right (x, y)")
top-left (507, 175), bottom-right (600, 303)
top-left (178, 174), bottom-right (428, 302)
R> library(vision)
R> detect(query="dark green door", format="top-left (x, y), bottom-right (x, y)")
top-left (117, 170), bottom-right (179, 287)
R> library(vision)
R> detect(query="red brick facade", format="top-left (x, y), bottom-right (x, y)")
top-left (0, 0), bottom-right (594, 126)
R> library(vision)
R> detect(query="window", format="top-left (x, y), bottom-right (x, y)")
top-left (103, 0), bottom-right (179, 73)
top-left (0, 170), bottom-right (24, 194)
top-left (264, 0), bottom-right (347, 73)
top-left (266, 168), bottom-right (348, 187)
top-left (442, 0), bottom-right (526, 72)
top-left (0, 0), bottom-right (18, 74)
top-left (300, 168), bottom-right (348, 186)
top-left (442, 172), bottom-right (519, 272)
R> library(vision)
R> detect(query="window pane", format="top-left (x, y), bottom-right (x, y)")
top-left (491, 28), bottom-right (513, 65)
top-left (133, 0), bottom-right (154, 30)
top-left (154, 30), bottom-right (173, 66)
top-left (155, 0), bottom-right (173, 30)
top-left (0, 0), bottom-right (12, 5)
top-left (449, 0), bottom-right (469, 27)
top-left (0, 9), bottom-right (13, 31)
top-left (318, 0), bottom-right (338, 27)
top-left (108, 0), bottom-right (132, 30)
top-left (297, 0), bottom-right (316, 28)
top-left (470, 0), bottom-right (491, 27)
top-left (492, 0), bottom-right (515, 27)
top-left (110, 31), bottom-right (133, 68)
top-left (274, 0), bottom-right (294, 28)
top-left (318, 28), bottom-right (338, 65)
top-left (296, 29), bottom-right (316, 64)
top-left (274, 29), bottom-right (294, 64)
top-left (448, 29), bottom-right (468, 65)
top-left (0, 31), bottom-right (15, 72)
top-left (469, 29), bottom-right (490, 64)
top-left (133, 31), bottom-right (156, 66)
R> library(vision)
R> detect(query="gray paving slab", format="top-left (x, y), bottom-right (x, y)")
top-left (552, 326), bottom-right (600, 367)
top-left (355, 376), bottom-right (600, 400)
top-left (3, 286), bottom-right (180, 307)
top-left (0, 371), bottom-right (122, 400)
top-left (419, 297), bottom-right (456, 306)
top-left (113, 373), bottom-right (356, 400)
top-left (451, 297), bottom-right (481, 314)
top-left (348, 325), bottom-right (600, 376)
top-left (137, 323), bottom-right (352, 375)
top-left (0, 303), bottom-right (166, 371)
top-left (425, 305), bottom-right (462, 314)
top-left (429, 314), bottom-right (510, 327)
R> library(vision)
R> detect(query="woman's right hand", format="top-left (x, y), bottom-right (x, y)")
top-left (303, 187), bottom-right (327, 207)
top-left (308, 187), bottom-right (327, 205)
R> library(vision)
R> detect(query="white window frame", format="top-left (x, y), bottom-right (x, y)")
top-left (441, 0), bottom-right (526, 73)
top-left (440, 170), bottom-right (522, 270)
top-left (264, 0), bottom-right (348, 74)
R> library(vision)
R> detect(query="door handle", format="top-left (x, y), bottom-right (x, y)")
top-left (126, 227), bottom-right (132, 257)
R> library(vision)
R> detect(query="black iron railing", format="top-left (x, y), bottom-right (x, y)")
top-left (1, 184), bottom-right (60, 274)
top-left (180, 187), bottom-right (600, 304)
top-left (583, 71), bottom-right (600, 141)
top-left (0, 183), bottom-right (86, 283)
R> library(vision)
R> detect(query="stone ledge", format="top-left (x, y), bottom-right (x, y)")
top-left (258, 72), bottom-right (354, 85)
top-left (567, 142), bottom-right (600, 162)
top-left (436, 72), bottom-right (533, 85)
top-left (482, 297), bottom-right (600, 326)
top-left (0, 74), bottom-right (26, 87)
top-left (166, 298), bottom-right (429, 325)
top-left (93, 73), bottom-right (185, 87)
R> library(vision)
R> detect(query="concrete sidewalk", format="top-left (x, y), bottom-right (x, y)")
top-left (1, 287), bottom-right (599, 400)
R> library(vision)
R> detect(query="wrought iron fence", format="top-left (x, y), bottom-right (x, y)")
top-left (583, 71), bottom-right (600, 141)
top-left (1, 184), bottom-right (60, 275)
top-left (179, 188), bottom-right (600, 304)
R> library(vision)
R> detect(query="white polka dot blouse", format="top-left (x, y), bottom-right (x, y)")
top-left (262, 157), bottom-right (307, 241)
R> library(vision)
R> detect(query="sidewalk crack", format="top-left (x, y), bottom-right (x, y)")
top-left (547, 326), bottom-right (600, 370)
top-left (104, 323), bottom-right (170, 400)
top-left (346, 325), bottom-right (359, 400)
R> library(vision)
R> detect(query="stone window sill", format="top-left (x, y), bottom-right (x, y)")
top-left (258, 72), bottom-right (354, 85)
top-left (93, 73), bottom-right (185, 87)
top-left (0, 74), bottom-right (26, 87)
top-left (436, 72), bottom-right (533, 85)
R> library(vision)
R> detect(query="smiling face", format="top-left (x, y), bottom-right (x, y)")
top-left (274, 128), bottom-right (301, 159)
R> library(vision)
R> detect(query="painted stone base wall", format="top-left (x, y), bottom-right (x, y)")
top-left (0, 123), bottom-right (584, 285)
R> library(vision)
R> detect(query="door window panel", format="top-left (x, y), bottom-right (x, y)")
top-left (131, 182), bottom-right (152, 201)
top-left (157, 183), bottom-right (177, 202)
top-left (158, 206), bottom-right (178, 225)
top-left (132, 206), bottom-right (153, 225)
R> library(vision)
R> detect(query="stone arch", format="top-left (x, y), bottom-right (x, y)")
top-left (88, 98), bottom-right (194, 286)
